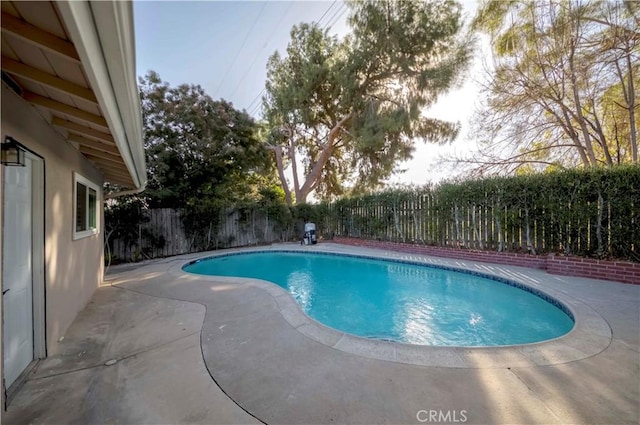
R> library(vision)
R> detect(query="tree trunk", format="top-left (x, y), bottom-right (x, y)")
top-left (536, 93), bottom-right (591, 166)
top-left (625, 52), bottom-right (638, 163)
top-left (568, 48), bottom-right (598, 166)
top-left (273, 146), bottom-right (292, 205)
top-left (559, 106), bottom-right (592, 166)
top-left (592, 111), bottom-right (614, 166)
top-left (296, 113), bottom-right (352, 203)
top-left (289, 137), bottom-right (301, 201)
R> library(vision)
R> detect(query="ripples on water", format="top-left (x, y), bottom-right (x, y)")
top-left (185, 252), bottom-right (574, 346)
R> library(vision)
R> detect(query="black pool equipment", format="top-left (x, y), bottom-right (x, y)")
top-left (302, 222), bottom-right (317, 245)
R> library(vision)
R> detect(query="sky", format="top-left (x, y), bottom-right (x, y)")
top-left (134, 0), bottom-right (487, 186)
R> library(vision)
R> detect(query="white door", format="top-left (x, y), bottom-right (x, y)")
top-left (3, 156), bottom-right (34, 388)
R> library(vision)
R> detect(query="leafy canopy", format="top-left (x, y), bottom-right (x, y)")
top-left (263, 0), bottom-right (472, 204)
top-left (465, 0), bottom-right (639, 175)
top-left (140, 71), bottom-right (271, 209)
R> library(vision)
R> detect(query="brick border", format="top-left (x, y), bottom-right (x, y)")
top-left (333, 237), bottom-right (640, 285)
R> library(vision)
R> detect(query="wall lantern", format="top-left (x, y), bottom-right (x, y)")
top-left (1, 136), bottom-right (26, 166)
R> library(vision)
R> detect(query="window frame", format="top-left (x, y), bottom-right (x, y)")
top-left (73, 172), bottom-right (100, 240)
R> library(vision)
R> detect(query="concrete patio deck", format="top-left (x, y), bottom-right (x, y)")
top-left (5, 243), bottom-right (639, 424)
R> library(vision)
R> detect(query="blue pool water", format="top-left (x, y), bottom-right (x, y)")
top-left (184, 252), bottom-right (574, 346)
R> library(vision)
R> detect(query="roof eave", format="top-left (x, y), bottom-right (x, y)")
top-left (56, 0), bottom-right (146, 190)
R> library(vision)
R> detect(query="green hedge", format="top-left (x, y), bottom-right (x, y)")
top-left (313, 166), bottom-right (640, 262)
top-left (106, 166), bottom-right (640, 263)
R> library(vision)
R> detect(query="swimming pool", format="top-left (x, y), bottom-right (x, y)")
top-left (184, 251), bottom-right (574, 346)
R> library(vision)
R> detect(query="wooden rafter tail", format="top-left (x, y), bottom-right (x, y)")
top-left (79, 147), bottom-right (122, 165)
top-left (0, 12), bottom-right (81, 63)
top-left (67, 134), bottom-right (119, 154)
top-left (102, 172), bottom-right (133, 186)
top-left (2, 56), bottom-right (98, 105)
top-left (1, 56), bottom-right (97, 103)
top-left (99, 166), bottom-right (132, 179)
top-left (86, 157), bottom-right (129, 174)
top-left (52, 117), bottom-right (115, 144)
top-left (23, 91), bottom-right (108, 128)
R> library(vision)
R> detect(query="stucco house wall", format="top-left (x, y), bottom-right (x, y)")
top-left (1, 1), bottom-right (145, 409)
top-left (0, 128), bottom-right (3, 416)
top-left (2, 84), bottom-right (104, 350)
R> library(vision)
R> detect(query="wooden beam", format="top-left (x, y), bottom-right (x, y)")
top-left (104, 171), bottom-right (132, 180)
top-left (100, 170), bottom-right (133, 186)
top-left (92, 165), bottom-right (132, 182)
top-left (102, 171), bottom-right (134, 185)
top-left (1, 12), bottom-right (81, 63)
top-left (79, 146), bottom-right (122, 164)
top-left (103, 168), bottom-right (132, 178)
top-left (2, 56), bottom-right (97, 103)
top-left (85, 156), bottom-right (130, 174)
top-left (52, 117), bottom-right (115, 144)
top-left (23, 91), bottom-right (108, 127)
top-left (101, 170), bottom-right (132, 185)
top-left (68, 133), bottom-right (118, 154)
top-left (92, 155), bottom-right (131, 173)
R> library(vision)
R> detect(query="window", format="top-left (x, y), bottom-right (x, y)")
top-left (73, 173), bottom-right (100, 240)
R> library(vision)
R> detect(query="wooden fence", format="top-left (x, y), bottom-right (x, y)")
top-left (314, 186), bottom-right (639, 261)
top-left (107, 208), bottom-right (297, 263)
top-left (107, 168), bottom-right (639, 263)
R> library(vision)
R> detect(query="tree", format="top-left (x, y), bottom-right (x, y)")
top-left (263, 0), bottom-right (472, 205)
top-left (106, 72), bottom-right (279, 256)
top-left (467, 0), bottom-right (639, 175)
top-left (139, 71), bottom-right (271, 208)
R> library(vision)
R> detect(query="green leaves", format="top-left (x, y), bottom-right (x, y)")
top-left (263, 0), bottom-right (473, 204)
top-left (470, 0), bottom-right (639, 173)
top-left (316, 165), bottom-right (640, 261)
top-left (139, 71), bottom-right (271, 209)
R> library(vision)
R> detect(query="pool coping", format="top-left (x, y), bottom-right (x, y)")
top-left (170, 243), bottom-right (613, 369)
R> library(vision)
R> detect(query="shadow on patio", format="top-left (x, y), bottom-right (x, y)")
top-left (5, 245), bottom-right (639, 424)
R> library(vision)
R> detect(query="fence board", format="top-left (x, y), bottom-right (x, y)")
top-left (108, 168), bottom-right (639, 263)
top-left (109, 207), bottom-right (291, 263)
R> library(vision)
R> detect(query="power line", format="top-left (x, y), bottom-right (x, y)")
top-left (248, 1), bottom-right (348, 119)
top-left (316, 0), bottom-right (338, 27)
top-left (247, 89), bottom-right (265, 117)
top-left (214, 2), bottom-right (268, 96)
top-left (229, 2), bottom-right (295, 101)
top-left (326, 3), bottom-right (348, 30)
top-left (323, 3), bottom-right (345, 30)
